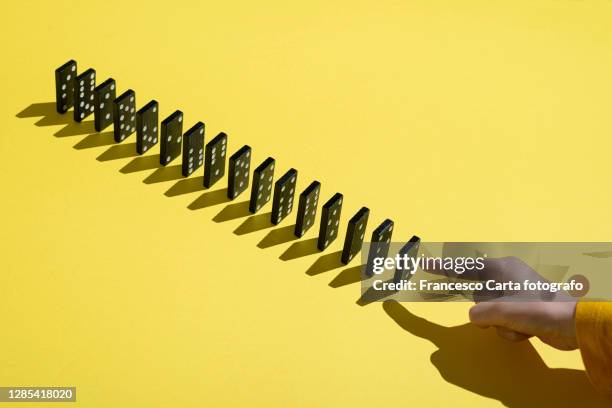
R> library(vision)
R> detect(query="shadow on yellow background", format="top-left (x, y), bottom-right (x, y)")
top-left (383, 300), bottom-right (610, 407)
top-left (16, 102), bottom-right (611, 407)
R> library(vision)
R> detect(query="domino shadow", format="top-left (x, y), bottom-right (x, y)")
top-left (165, 176), bottom-right (205, 197)
top-left (305, 251), bottom-right (343, 276)
top-left (233, 212), bottom-right (274, 235)
top-left (120, 155), bottom-right (161, 174)
top-left (213, 201), bottom-right (251, 222)
top-left (329, 264), bottom-right (366, 288)
top-left (144, 165), bottom-right (183, 184)
top-left (188, 188), bottom-right (230, 210)
top-left (279, 238), bottom-right (319, 261)
top-left (357, 279), bottom-right (397, 306)
top-left (16, 102), bottom-right (71, 127)
top-left (73, 131), bottom-right (115, 150)
top-left (54, 120), bottom-right (95, 137)
top-left (383, 301), bottom-right (612, 408)
top-left (257, 225), bottom-right (297, 249)
top-left (97, 143), bottom-right (139, 162)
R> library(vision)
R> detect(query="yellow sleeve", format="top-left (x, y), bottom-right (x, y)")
top-left (575, 301), bottom-right (612, 395)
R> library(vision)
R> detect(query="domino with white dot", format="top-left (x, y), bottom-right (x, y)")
top-left (74, 68), bottom-right (96, 122)
top-left (317, 193), bottom-right (343, 251)
top-left (113, 90), bottom-right (136, 143)
top-left (203, 132), bottom-right (227, 188)
top-left (182, 122), bottom-right (204, 176)
top-left (249, 157), bottom-right (275, 213)
top-left (160, 110), bottom-right (183, 166)
top-left (294, 180), bottom-right (320, 237)
top-left (55, 60), bottom-right (76, 114)
top-left (136, 100), bottom-right (159, 154)
top-left (227, 145), bottom-right (251, 199)
top-left (393, 235), bottom-right (420, 283)
top-left (341, 206), bottom-right (370, 264)
top-left (271, 168), bottom-right (297, 225)
top-left (94, 78), bottom-right (116, 131)
top-left (366, 218), bottom-right (394, 274)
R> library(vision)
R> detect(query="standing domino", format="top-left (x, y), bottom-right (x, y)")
top-left (317, 193), bottom-right (343, 250)
top-left (203, 132), bottom-right (227, 188)
top-left (227, 145), bottom-right (251, 199)
top-left (249, 157), bottom-right (275, 213)
top-left (113, 90), bottom-right (136, 142)
top-left (136, 100), bottom-right (159, 154)
top-left (341, 207), bottom-right (370, 264)
top-left (94, 78), bottom-right (116, 131)
top-left (393, 235), bottom-right (421, 283)
top-left (55, 60), bottom-right (77, 113)
top-left (271, 169), bottom-right (297, 225)
top-left (365, 219), bottom-right (394, 276)
top-left (160, 110), bottom-right (183, 166)
top-left (182, 122), bottom-right (205, 177)
top-left (74, 68), bottom-right (96, 122)
top-left (294, 181), bottom-right (320, 237)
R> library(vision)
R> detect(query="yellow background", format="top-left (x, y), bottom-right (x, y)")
top-left (2, 1), bottom-right (612, 406)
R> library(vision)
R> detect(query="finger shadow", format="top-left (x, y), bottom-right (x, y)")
top-left (382, 301), bottom-right (612, 407)
top-left (257, 225), bottom-right (297, 249)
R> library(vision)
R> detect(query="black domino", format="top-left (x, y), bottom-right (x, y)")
top-left (249, 157), bottom-right (275, 213)
top-left (203, 132), bottom-right (227, 187)
top-left (55, 60), bottom-right (77, 113)
top-left (317, 193), bottom-right (343, 250)
top-left (294, 181), bottom-right (320, 237)
top-left (182, 122), bottom-right (205, 176)
top-left (271, 168), bottom-right (297, 225)
top-left (393, 235), bottom-right (421, 283)
top-left (136, 100), bottom-right (159, 154)
top-left (113, 90), bottom-right (136, 142)
top-left (227, 145), bottom-right (252, 199)
top-left (74, 68), bottom-right (96, 122)
top-left (160, 110), bottom-right (183, 166)
top-left (341, 206), bottom-right (370, 264)
top-left (365, 219), bottom-right (394, 276)
top-left (94, 78), bottom-right (116, 131)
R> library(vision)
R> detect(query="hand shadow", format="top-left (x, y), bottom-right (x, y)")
top-left (383, 300), bottom-right (611, 407)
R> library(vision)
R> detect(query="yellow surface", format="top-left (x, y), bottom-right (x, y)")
top-left (2, 1), bottom-right (612, 406)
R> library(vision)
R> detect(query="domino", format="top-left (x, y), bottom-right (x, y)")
top-left (160, 110), bottom-right (183, 166)
top-left (249, 157), bottom-right (275, 213)
top-left (113, 90), bottom-right (136, 142)
top-left (181, 122), bottom-right (205, 176)
top-left (55, 60), bottom-right (76, 113)
top-left (203, 132), bottom-right (227, 187)
top-left (136, 100), bottom-right (159, 154)
top-left (74, 68), bottom-right (96, 122)
top-left (93, 78), bottom-right (116, 131)
top-left (227, 145), bottom-right (252, 199)
top-left (294, 181), bottom-right (320, 237)
top-left (393, 235), bottom-right (421, 283)
top-left (317, 193), bottom-right (343, 250)
top-left (271, 168), bottom-right (297, 225)
top-left (341, 206), bottom-right (370, 264)
top-left (365, 219), bottom-right (394, 276)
